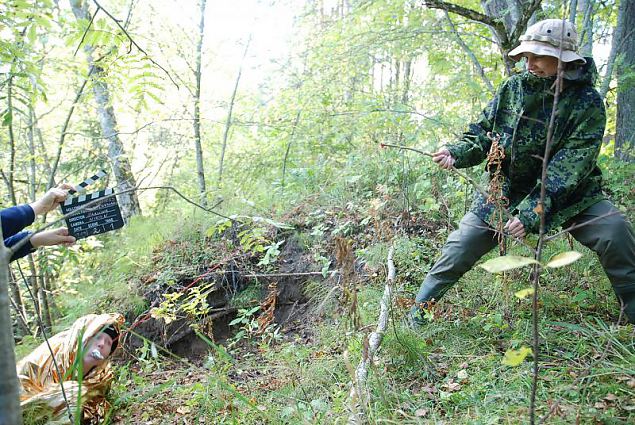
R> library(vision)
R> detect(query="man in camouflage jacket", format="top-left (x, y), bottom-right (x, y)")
top-left (412, 19), bottom-right (635, 324)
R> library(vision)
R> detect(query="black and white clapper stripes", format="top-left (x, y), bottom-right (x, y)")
top-left (67, 169), bottom-right (107, 196)
top-left (60, 171), bottom-right (125, 239)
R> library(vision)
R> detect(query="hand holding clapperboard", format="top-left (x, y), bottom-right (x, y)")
top-left (60, 171), bottom-right (125, 239)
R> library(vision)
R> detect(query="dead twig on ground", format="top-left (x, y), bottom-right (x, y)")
top-left (348, 245), bottom-right (395, 424)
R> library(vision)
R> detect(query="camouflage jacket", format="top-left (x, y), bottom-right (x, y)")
top-left (446, 58), bottom-right (606, 233)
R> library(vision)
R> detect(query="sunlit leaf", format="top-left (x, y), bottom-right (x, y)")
top-left (479, 256), bottom-right (539, 273)
top-left (502, 346), bottom-right (533, 366)
top-left (545, 251), bottom-right (582, 268)
top-left (514, 287), bottom-right (534, 299)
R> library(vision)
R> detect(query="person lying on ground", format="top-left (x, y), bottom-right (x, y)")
top-left (17, 313), bottom-right (125, 424)
top-left (2, 184), bottom-right (77, 262)
top-left (410, 18), bottom-right (635, 325)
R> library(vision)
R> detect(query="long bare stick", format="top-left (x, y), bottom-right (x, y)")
top-left (529, 17), bottom-right (568, 425)
top-left (381, 142), bottom-right (515, 221)
top-left (348, 245), bottom-right (395, 424)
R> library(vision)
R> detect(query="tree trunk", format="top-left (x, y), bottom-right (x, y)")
top-left (9, 270), bottom-right (29, 336)
top-left (218, 36), bottom-right (251, 187)
top-left (401, 59), bottom-right (412, 103)
top-left (193, 0), bottom-right (208, 205)
top-left (282, 110), bottom-right (302, 190)
top-left (424, 0), bottom-right (542, 75)
top-left (0, 228), bottom-right (22, 425)
top-left (29, 258), bottom-right (40, 317)
top-left (615, 0), bottom-right (635, 162)
top-left (31, 254), bottom-right (52, 331)
top-left (28, 108), bottom-right (37, 202)
top-left (578, 0), bottom-right (594, 57)
top-left (569, 0), bottom-right (578, 23)
top-left (70, 0), bottom-right (141, 221)
top-left (599, 0), bottom-right (625, 99)
top-left (444, 10), bottom-right (495, 94)
top-left (481, 0), bottom-right (517, 33)
top-left (48, 75), bottom-right (91, 190)
top-left (481, 0), bottom-right (519, 73)
top-left (5, 76), bottom-right (18, 206)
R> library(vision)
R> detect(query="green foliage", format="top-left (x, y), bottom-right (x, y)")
top-left (4, 0), bottom-right (634, 423)
top-left (479, 255), bottom-right (539, 273)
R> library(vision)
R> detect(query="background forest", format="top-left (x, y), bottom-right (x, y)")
top-left (1, 0), bottom-right (634, 423)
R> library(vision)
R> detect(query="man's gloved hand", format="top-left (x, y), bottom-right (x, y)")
top-left (31, 228), bottom-right (76, 248)
top-left (29, 183), bottom-right (75, 216)
top-left (432, 148), bottom-right (456, 170)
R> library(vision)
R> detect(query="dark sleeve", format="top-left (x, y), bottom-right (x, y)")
top-left (445, 79), bottom-right (509, 168)
top-left (1, 204), bottom-right (35, 238)
top-left (4, 231), bottom-right (36, 262)
top-left (516, 92), bottom-right (606, 233)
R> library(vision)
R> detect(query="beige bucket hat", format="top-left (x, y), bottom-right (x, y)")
top-left (508, 19), bottom-right (586, 64)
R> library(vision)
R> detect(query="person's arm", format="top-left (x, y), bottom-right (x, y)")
top-left (1, 205), bottom-right (35, 239)
top-left (444, 79), bottom-right (509, 168)
top-left (515, 93), bottom-right (606, 233)
top-left (5, 228), bottom-right (76, 263)
top-left (4, 232), bottom-right (35, 261)
top-left (1, 185), bottom-right (73, 239)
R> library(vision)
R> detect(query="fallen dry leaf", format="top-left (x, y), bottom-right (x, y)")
top-left (176, 406), bottom-right (191, 415)
top-left (443, 380), bottom-right (461, 392)
top-left (603, 393), bottom-right (618, 402)
top-left (415, 408), bottom-right (428, 417)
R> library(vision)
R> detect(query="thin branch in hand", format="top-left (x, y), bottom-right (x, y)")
top-left (380, 142), bottom-right (516, 222)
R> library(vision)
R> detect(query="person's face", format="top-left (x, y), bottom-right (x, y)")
top-left (82, 332), bottom-right (113, 372)
top-left (524, 53), bottom-right (559, 77)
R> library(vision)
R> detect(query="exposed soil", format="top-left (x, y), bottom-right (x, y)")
top-left (122, 235), bottom-right (319, 361)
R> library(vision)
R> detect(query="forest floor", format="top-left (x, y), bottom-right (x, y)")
top-left (15, 189), bottom-right (635, 424)
top-left (92, 196), bottom-right (635, 424)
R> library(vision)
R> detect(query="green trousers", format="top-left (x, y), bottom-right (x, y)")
top-left (414, 200), bottom-right (635, 324)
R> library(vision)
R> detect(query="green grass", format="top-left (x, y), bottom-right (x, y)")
top-left (16, 151), bottom-right (635, 423)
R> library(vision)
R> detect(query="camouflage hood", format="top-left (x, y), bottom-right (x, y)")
top-left (563, 57), bottom-right (600, 86)
top-left (446, 57), bottom-right (606, 233)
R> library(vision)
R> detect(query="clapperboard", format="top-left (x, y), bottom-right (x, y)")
top-left (60, 171), bottom-right (125, 239)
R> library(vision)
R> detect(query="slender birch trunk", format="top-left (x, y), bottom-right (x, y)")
top-left (42, 270), bottom-right (54, 329)
top-left (193, 0), bottom-right (208, 205)
top-left (70, 0), bottom-right (141, 220)
top-left (218, 36), bottom-right (251, 187)
top-left (569, 0), bottom-right (578, 23)
top-left (401, 59), bottom-right (412, 103)
top-left (28, 108), bottom-right (37, 201)
top-left (48, 75), bottom-right (91, 190)
top-left (578, 0), bottom-right (594, 57)
top-left (6, 76), bottom-right (18, 205)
